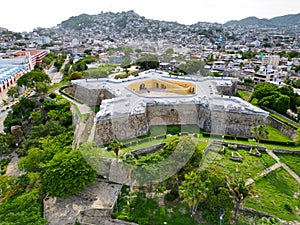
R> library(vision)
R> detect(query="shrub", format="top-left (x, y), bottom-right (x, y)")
top-left (259, 139), bottom-right (296, 146)
top-left (49, 93), bottom-right (56, 99)
top-left (164, 189), bottom-right (179, 202)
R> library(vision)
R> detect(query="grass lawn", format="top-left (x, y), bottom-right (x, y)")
top-left (201, 148), bottom-right (276, 179)
top-left (238, 90), bottom-right (252, 101)
top-left (276, 153), bottom-right (300, 177)
top-left (267, 125), bottom-right (293, 142)
top-left (246, 168), bottom-right (300, 221)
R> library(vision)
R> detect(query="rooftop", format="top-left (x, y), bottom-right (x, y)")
top-left (71, 70), bottom-right (268, 120)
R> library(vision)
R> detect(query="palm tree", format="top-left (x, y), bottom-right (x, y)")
top-left (107, 139), bottom-right (123, 158)
top-left (226, 175), bottom-right (254, 224)
top-left (179, 170), bottom-right (208, 217)
top-left (251, 125), bottom-right (268, 145)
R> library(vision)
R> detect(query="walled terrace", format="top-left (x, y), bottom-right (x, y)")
top-left (70, 70), bottom-right (269, 145)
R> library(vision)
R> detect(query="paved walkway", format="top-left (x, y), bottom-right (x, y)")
top-left (266, 150), bottom-right (300, 184)
top-left (246, 150), bottom-right (300, 185)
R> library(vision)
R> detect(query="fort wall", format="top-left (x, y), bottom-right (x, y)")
top-left (72, 84), bottom-right (115, 106)
top-left (70, 78), bottom-right (270, 146)
top-left (94, 113), bottom-right (149, 145)
top-left (94, 103), bottom-right (268, 145)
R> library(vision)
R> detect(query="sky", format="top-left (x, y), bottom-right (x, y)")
top-left (1, 0), bottom-right (300, 32)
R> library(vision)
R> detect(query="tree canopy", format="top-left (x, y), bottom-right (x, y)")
top-left (251, 82), bottom-right (300, 115)
top-left (178, 60), bottom-right (207, 75)
top-left (17, 71), bottom-right (51, 93)
top-left (136, 54), bottom-right (159, 70)
top-left (42, 150), bottom-right (97, 197)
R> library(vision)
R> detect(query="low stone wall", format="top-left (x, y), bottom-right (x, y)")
top-left (242, 207), bottom-right (279, 220)
top-left (262, 106), bottom-right (300, 128)
top-left (78, 209), bottom-right (112, 224)
top-left (273, 149), bottom-right (300, 155)
top-left (205, 140), bottom-right (267, 153)
top-left (130, 143), bottom-right (166, 157)
top-left (267, 117), bottom-right (298, 140)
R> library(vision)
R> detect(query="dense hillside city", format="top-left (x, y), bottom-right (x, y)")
top-left (0, 10), bottom-right (300, 225)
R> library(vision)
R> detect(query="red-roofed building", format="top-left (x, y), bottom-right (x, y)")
top-left (0, 49), bottom-right (49, 70)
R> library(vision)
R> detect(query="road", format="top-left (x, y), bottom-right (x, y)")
top-left (46, 55), bottom-right (69, 84)
top-left (46, 65), bottom-right (64, 84)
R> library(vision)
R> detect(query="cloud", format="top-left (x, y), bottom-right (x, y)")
top-left (1, 0), bottom-right (300, 32)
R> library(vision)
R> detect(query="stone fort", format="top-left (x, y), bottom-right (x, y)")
top-left (69, 70), bottom-right (269, 145)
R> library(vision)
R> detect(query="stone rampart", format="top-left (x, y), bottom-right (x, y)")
top-left (72, 85), bottom-right (115, 106)
top-left (95, 102), bottom-right (268, 145)
top-left (94, 113), bottom-right (149, 145)
top-left (199, 108), bottom-right (266, 137)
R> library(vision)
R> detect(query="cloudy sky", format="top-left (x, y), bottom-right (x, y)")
top-left (2, 0), bottom-right (300, 32)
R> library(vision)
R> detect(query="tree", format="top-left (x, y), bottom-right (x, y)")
top-left (0, 133), bottom-right (16, 155)
top-left (121, 56), bottom-right (132, 69)
top-left (178, 60), bottom-right (206, 75)
top-left (166, 48), bottom-right (174, 55)
top-left (250, 82), bottom-right (278, 102)
top-left (226, 175), bottom-right (254, 224)
top-left (294, 79), bottom-right (300, 89)
top-left (0, 188), bottom-right (47, 225)
top-left (17, 71), bottom-right (51, 93)
top-left (196, 165), bottom-right (234, 223)
top-left (254, 65), bottom-right (260, 73)
top-left (107, 139), bottom-right (123, 158)
top-left (7, 86), bottom-right (19, 99)
top-left (179, 170), bottom-right (208, 216)
top-left (42, 150), bottom-right (97, 197)
top-left (136, 54), bottom-right (159, 70)
top-left (243, 78), bottom-right (253, 84)
top-left (251, 125), bottom-right (268, 144)
top-left (69, 71), bottom-right (82, 80)
top-left (273, 94), bottom-right (290, 114)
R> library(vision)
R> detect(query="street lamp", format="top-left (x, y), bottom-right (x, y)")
top-left (220, 208), bottom-right (225, 225)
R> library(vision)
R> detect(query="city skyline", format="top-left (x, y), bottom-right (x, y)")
top-left (1, 0), bottom-right (300, 32)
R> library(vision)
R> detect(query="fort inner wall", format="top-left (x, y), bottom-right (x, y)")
top-left (146, 104), bottom-right (198, 126)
